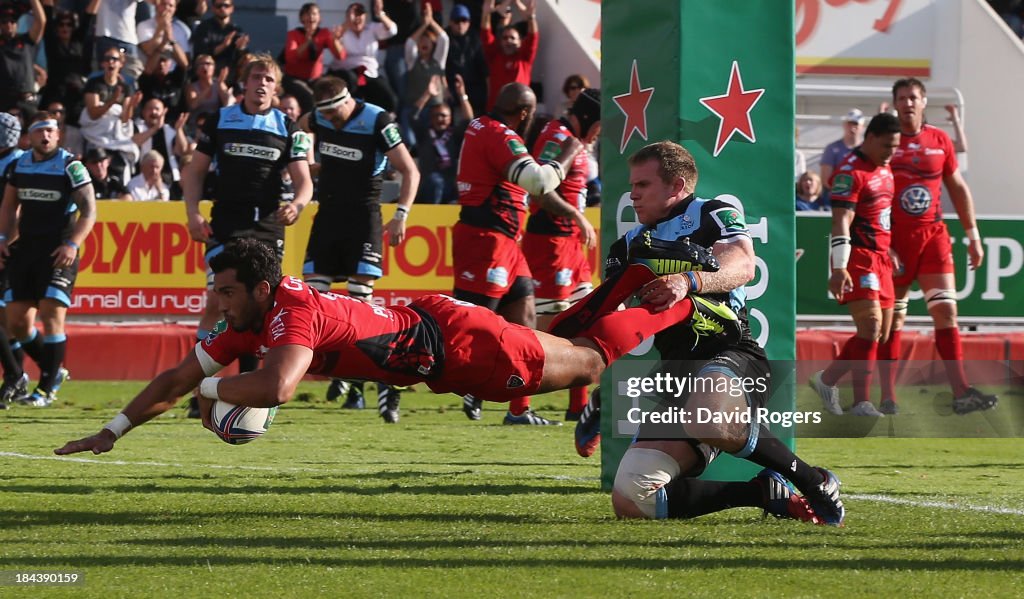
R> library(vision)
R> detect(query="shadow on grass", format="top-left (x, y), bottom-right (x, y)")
top-left (1, 479), bottom-right (594, 497)
top-left (0, 551), bottom-right (1020, 572)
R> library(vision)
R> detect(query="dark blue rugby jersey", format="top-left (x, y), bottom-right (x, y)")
top-left (196, 104), bottom-right (309, 214)
top-left (313, 101), bottom-right (403, 207)
top-left (5, 148), bottom-right (90, 238)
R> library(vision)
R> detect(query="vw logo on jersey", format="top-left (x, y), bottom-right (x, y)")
top-left (899, 184), bottom-right (931, 215)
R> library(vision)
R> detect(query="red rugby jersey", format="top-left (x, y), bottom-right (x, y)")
top-left (456, 115), bottom-right (531, 238)
top-left (828, 149), bottom-right (894, 252)
top-left (890, 124), bottom-right (957, 228)
top-left (196, 277), bottom-right (441, 385)
top-left (525, 117), bottom-right (589, 237)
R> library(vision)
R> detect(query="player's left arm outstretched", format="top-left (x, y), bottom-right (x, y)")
top-left (54, 353), bottom-right (208, 455)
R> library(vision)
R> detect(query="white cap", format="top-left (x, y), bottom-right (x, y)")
top-left (843, 108), bottom-right (865, 124)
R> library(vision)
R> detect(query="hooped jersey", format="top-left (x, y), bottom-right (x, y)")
top-left (456, 114), bottom-right (531, 238)
top-left (196, 104), bottom-right (310, 215)
top-left (828, 149), bottom-right (893, 252)
top-left (196, 277), bottom-right (444, 385)
top-left (4, 148), bottom-right (90, 238)
top-left (606, 195), bottom-right (762, 360)
top-left (890, 124), bottom-right (957, 228)
top-left (525, 117), bottom-right (588, 237)
top-left (312, 101), bottom-right (403, 207)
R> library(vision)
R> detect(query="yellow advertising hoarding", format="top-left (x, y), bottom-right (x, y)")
top-left (73, 202), bottom-right (600, 315)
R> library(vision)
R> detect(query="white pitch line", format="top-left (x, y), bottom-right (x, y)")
top-left (842, 493), bottom-right (1024, 516)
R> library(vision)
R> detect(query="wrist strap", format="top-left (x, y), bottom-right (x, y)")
top-left (200, 377), bottom-right (221, 401)
top-left (965, 227), bottom-right (980, 241)
top-left (394, 206), bottom-right (409, 222)
top-left (102, 413), bottom-right (132, 439)
top-left (830, 235), bottom-right (852, 270)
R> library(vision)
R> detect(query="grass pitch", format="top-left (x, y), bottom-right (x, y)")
top-left (2, 381), bottom-right (1023, 598)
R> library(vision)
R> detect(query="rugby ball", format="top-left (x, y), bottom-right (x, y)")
top-left (211, 400), bottom-right (277, 445)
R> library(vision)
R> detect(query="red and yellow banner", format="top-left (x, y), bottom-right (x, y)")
top-left (73, 202), bottom-right (600, 315)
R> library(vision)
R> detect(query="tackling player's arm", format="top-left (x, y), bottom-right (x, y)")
top-left (640, 237), bottom-right (755, 313)
top-left (944, 169), bottom-right (984, 270)
top-left (54, 352), bottom-right (209, 455)
top-left (54, 180), bottom-right (97, 267)
top-left (828, 206), bottom-right (856, 301)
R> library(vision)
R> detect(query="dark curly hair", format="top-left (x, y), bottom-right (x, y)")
top-left (208, 238), bottom-right (282, 293)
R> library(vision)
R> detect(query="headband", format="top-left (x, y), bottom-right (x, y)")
top-left (315, 90), bottom-right (351, 111)
top-left (28, 120), bottom-right (59, 132)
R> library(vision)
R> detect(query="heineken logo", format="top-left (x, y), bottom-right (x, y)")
top-left (699, 61), bottom-right (765, 157)
top-left (507, 138), bottom-right (527, 156)
top-left (382, 123), bottom-right (402, 148)
top-left (66, 161), bottom-right (91, 187)
top-left (290, 132), bottom-right (311, 157)
top-left (831, 173), bottom-right (853, 196)
top-left (613, 59), bottom-right (653, 154)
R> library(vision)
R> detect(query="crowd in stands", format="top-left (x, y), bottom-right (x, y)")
top-left (0, 0), bottom-right (600, 205)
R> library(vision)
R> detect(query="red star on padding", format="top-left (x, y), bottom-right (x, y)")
top-left (699, 61), bottom-right (765, 157)
top-left (613, 60), bottom-right (654, 153)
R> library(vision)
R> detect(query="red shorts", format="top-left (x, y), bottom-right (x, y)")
top-left (521, 231), bottom-right (593, 301)
top-left (891, 221), bottom-right (955, 288)
top-left (411, 294), bottom-right (545, 401)
top-left (841, 247), bottom-right (894, 309)
top-left (452, 222), bottom-right (533, 299)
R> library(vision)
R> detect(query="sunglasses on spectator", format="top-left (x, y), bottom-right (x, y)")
top-left (50, 108), bottom-right (65, 114)
top-left (58, 21), bottom-right (74, 27)
top-left (102, 55), bottom-right (122, 62)
top-left (215, 2), bottom-right (232, 8)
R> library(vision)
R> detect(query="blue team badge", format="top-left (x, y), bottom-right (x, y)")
top-left (486, 267), bottom-right (509, 287)
top-left (859, 273), bottom-right (880, 291)
top-left (899, 185), bottom-right (931, 215)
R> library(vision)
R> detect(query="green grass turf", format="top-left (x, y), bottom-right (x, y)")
top-left (1, 382), bottom-right (1023, 598)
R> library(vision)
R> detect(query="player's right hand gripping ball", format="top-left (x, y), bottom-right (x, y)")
top-left (211, 400), bottom-right (277, 445)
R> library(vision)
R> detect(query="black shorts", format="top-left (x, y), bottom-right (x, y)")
top-left (3, 239), bottom-right (80, 307)
top-left (634, 346), bottom-right (772, 477)
top-left (206, 206), bottom-right (285, 288)
top-left (303, 203), bottom-right (383, 280)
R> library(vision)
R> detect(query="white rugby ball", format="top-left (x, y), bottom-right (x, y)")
top-left (211, 400), bottom-right (277, 445)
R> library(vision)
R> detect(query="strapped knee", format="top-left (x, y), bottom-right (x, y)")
top-left (924, 288), bottom-right (956, 308)
top-left (305, 276), bottom-right (333, 293)
top-left (893, 297), bottom-right (909, 317)
top-left (612, 448), bottom-right (680, 519)
top-left (347, 280), bottom-right (374, 301)
top-left (534, 297), bottom-right (571, 315)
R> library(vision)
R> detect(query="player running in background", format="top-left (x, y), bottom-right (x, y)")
top-left (882, 78), bottom-right (996, 415)
top-left (55, 237), bottom-right (741, 455)
top-left (297, 75), bottom-right (419, 423)
top-left (0, 112), bottom-right (97, 407)
top-left (522, 87), bottom-right (600, 421)
top-left (181, 53), bottom-right (314, 418)
top-left (453, 82), bottom-right (591, 425)
top-left (809, 113), bottom-right (901, 417)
